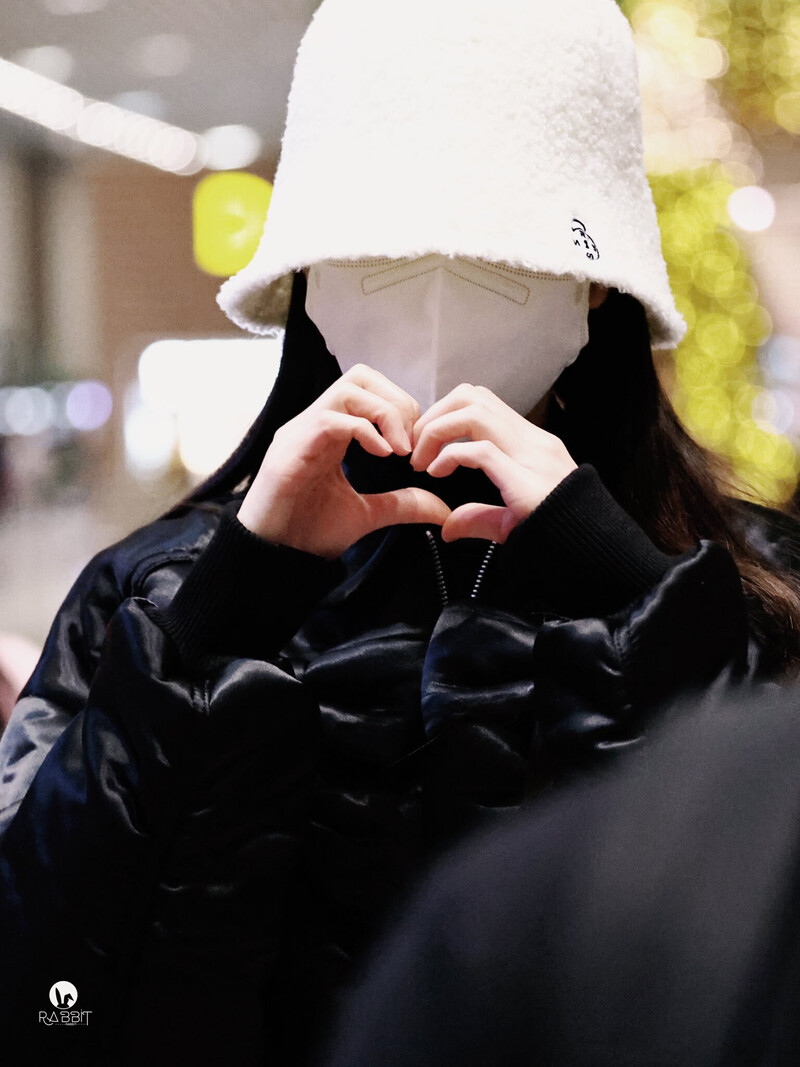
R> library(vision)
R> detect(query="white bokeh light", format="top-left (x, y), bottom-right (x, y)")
top-left (727, 186), bottom-right (777, 233)
top-left (752, 389), bottom-right (796, 435)
top-left (202, 125), bottom-right (263, 170)
top-left (124, 385), bottom-right (178, 476)
top-left (136, 337), bottom-right (282, 478)
top-left (3, 387), bottom-right (56, 436)
top-left (76, 101), bottom-right (127, 146)
top-left (0, 57), bottom-right (204, 175)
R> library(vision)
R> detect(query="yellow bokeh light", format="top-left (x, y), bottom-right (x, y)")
top-left (706, 0), bottom-right (800, 134)
top-left (645, 157), bottom-right (798, 504)
top-left (193, 171), bottom-right (272, 278)
top-left (683, 387), bottom-right (733, 448)
top-left (774, 92), bottom-right (800, 135)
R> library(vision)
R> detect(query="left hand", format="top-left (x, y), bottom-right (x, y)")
top-left (410, 384), bottom-right (577, 543)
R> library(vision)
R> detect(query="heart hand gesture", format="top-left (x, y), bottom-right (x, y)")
top-left (238, 364), bottom-right (451, 557)
top-left (239, 368), bottom-right (577, 557)
top-left (411, 383), bottom-right (577, 543)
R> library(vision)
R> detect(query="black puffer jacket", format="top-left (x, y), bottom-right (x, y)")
top-left (1, 283), bottom-right (798, 1066)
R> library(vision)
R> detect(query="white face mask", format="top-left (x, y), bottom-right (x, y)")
top-left (305, 255), bottom-right (590, 415)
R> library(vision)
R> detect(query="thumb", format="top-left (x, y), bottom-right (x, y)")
top-left (364, 487), bottom-right (451, 531)
top-left (441, 502), bottom-right (517, 543)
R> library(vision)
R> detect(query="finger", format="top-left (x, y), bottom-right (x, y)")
top-left (315, 411), bottom-right (393, 460)
top-left (411, 406), bottom-right (493, 471)
top-left (412, 383), bottom-right (502, 445)
top-left (425, 439), bottom-right (515, 486)
top-left (339, 363), bottom-right (421, 435)
top-left (441, 502), bottom-right (517, 544)
top-left (363, 487), bottom-right (451, 532)
top-left (335, 383), bottom-right (412, 454)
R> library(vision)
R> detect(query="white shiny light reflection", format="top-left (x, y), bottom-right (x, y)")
top-left (43, 0), bottom-right (109, 13)
top-left (137, 337), bottom-right (283, 477)
top-left (686, 38), bottom-right (728, 80)
top-left (728, 186), bottom-right (777, 233)
top-left (0, 57), bottom-right (204, 175)
top-left (124, 385), bottom-right (177, 476)
top-left (76, 100), bottom-right (126, 146)
top-left (202, 125), bottom-right (262, 170)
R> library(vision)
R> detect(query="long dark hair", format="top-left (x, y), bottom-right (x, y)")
top-left (175, 273), bottom-right (338, 508)
top-left (555, 288), bottom-right (800, 674)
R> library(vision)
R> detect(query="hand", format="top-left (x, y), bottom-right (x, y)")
top-left (238, 364), bottom-right (451, 558)
top-left (410, 384), bottom-right (577, 543)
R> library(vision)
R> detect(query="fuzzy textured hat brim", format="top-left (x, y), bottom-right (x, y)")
top-left (218, 0), bottom-right (686, 351)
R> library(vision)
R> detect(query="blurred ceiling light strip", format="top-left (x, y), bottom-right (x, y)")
top-left (0, 55), bottom-right (207, 175)
top-left (43, 0), bottom-right (109, 13)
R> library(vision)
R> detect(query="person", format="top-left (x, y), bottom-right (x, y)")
top-left (320, 683), bottom-right (800, 1067)
top-left (0, 0), bottom-right (799, 1063)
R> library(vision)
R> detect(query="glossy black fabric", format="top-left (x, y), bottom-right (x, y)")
top-left (322, 684), bottom-right (800, 1067)
top-left (0, 480), bottom-right (794, 1066)
top-left (1, 285), bottom-right (799, 1063)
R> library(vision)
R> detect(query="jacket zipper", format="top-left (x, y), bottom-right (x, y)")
top-left (425, 530), bottom-right (449, 607)
top-left (471, 541), bottom-right (498, 598)
top-left (425, 529), bottom-right (498, 606)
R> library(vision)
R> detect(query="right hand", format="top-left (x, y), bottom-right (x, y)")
top-left (237, 364), bottom-right (452, 558)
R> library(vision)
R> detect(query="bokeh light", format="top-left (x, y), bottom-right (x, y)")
top-left (0, 56), bottom-right (206, 174)
top-left (727, 186), bottom-right (776, 232)
top-left (130, 337), bottom-right (282, 479)
top-left (193, 172), bottom-right (273, 277)
top-left (3, 388), bottom-right (56, 437)
top-left (43, 0), bottom-right (109, 13)
top-left (0, 380), bottom-right (113, 438)
top-left (622, 0), bottom-right (800, 504)
top-left (649, 165), bottom-right (798, 502)
top-left (202, 125), bottom-right (263, 171)
top-left (124, 385), bottom-right (178, 477)
top-left (65, 381), bottom-right (113, 432)
top-left (710, 0), bottom-right (800, 135)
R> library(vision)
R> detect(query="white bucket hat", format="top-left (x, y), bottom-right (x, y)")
top-left (218, 0), bottom-right (686, 350)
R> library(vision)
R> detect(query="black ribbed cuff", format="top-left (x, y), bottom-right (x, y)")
top-left (500, 464), bottom-right (674, 617)
top-left (161, 506), bottom-right (344, 666)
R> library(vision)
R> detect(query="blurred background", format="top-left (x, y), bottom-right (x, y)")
top-left (0, 0), bottom-right (798, 699)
